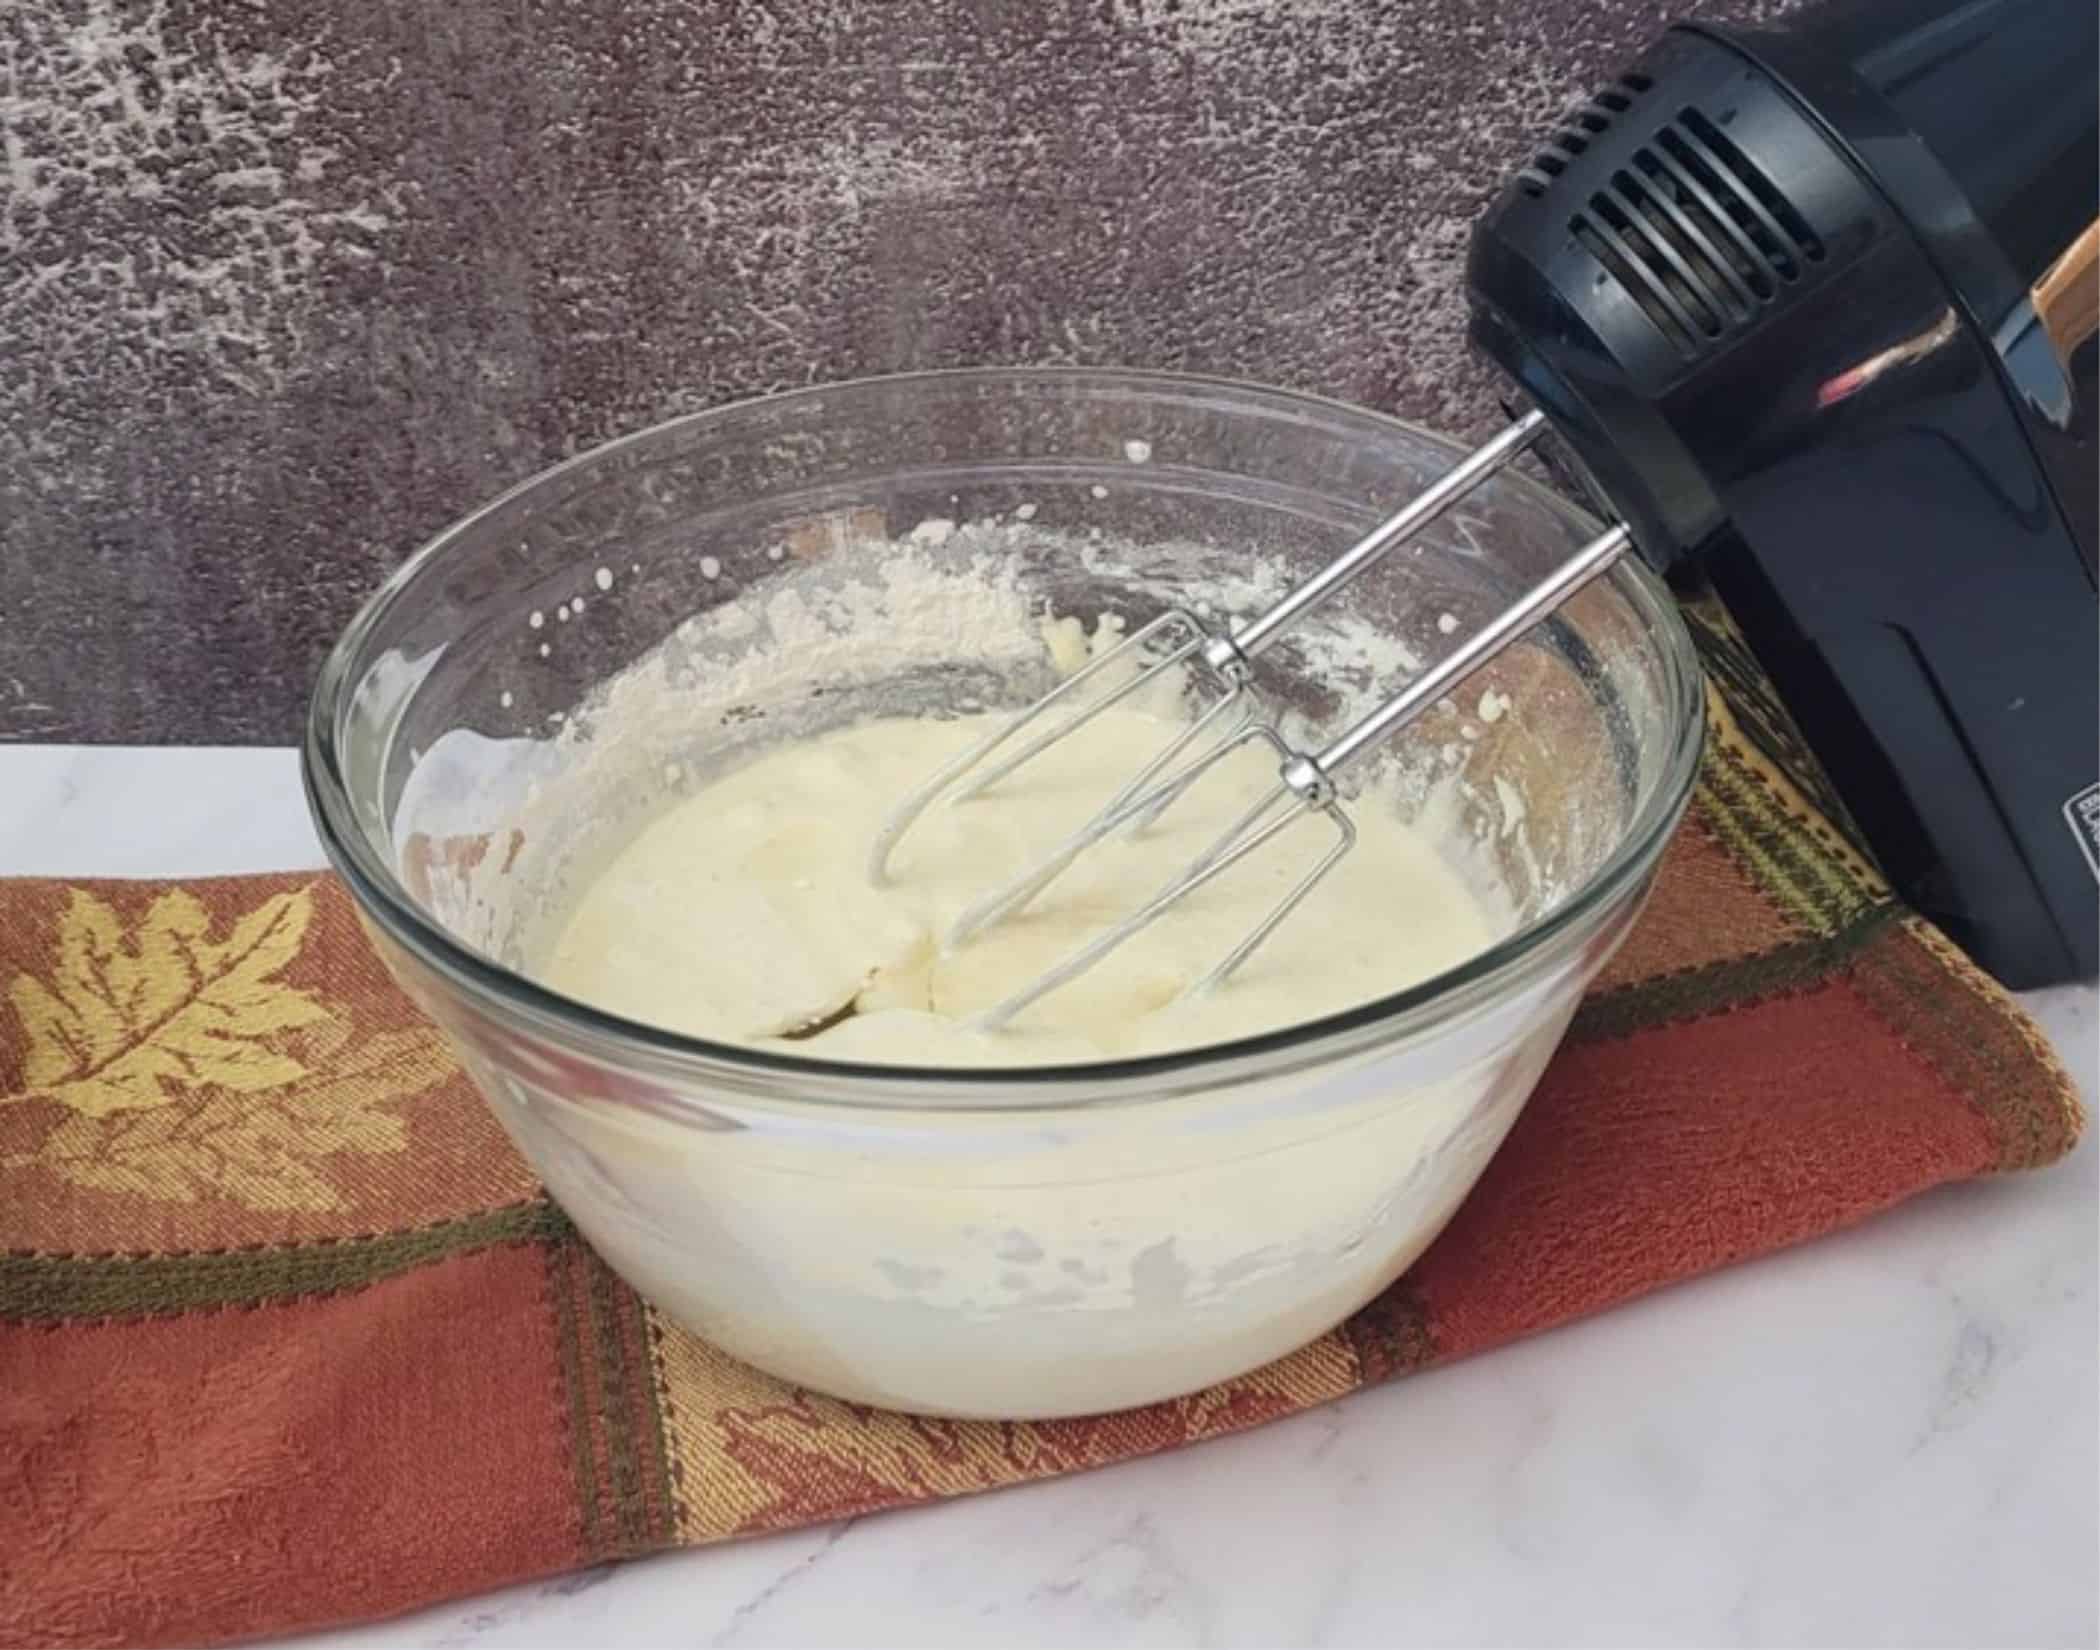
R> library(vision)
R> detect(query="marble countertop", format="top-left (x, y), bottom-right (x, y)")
top-left (7, 745), bottom-right (2094, 1649)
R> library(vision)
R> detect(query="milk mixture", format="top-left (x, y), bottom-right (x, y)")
top-left (460, 525), bottom-right (1576, 1417)
top-left (539, 704), bottom-right (1495, 1062)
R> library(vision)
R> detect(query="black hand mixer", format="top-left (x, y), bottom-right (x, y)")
top-left (877, 0), bottom-right (2099, 1022)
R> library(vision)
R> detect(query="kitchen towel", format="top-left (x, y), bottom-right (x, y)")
top-left (0, 598), bottom-right (2083, 1649)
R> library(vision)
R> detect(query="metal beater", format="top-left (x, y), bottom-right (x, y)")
top-left (868, 407), bottom-right (1634, 1030)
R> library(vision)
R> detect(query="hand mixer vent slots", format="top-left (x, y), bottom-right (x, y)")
top-left (1516, 72), bottom-right (1654, 197)
top-left (1532, 73), bottom-right (1829, 359)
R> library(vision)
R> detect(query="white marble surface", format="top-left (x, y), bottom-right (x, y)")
top-left (5, 745), bottom-right (2095, 1649)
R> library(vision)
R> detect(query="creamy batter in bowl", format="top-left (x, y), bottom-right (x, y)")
top-left (305, 369), bottom-right (1703, 1419)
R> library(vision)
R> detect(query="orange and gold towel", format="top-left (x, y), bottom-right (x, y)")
top-left (1, 600), bottom-right (2082, 1648)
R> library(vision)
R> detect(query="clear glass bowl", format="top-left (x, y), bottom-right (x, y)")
top-left (304, 368), bottom-right (1703, 1419)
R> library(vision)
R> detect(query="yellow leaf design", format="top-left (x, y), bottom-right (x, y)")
top-left (10, 1025), bottom-right (456, 1212)
top-left (5, 887), bottom-right (326, 1117)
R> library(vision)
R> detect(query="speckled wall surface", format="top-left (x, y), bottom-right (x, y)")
top-left (2, 0), bottom-right (1781, 743)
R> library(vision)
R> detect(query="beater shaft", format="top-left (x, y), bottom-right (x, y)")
top-left (1320, 521), bottom-right (1633, 773)
top-left (1227, 409), bottom-right (1547, 663)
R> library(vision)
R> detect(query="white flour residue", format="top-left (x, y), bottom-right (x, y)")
top-left (1493, 774), bottom-right (1528, 840)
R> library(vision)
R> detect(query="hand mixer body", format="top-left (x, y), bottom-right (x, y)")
top-left (1467, 0), bottom-right (2099, 987)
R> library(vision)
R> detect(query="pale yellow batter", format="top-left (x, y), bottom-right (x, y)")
top-left (538, 705), bottom-right (1496, 1064)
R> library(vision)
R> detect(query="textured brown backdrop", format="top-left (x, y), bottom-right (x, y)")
top-left (2, 0), bottom-right (1779, 744)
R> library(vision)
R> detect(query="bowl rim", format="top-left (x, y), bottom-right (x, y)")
top-left (303, 364), bottom-right (1706, 1108)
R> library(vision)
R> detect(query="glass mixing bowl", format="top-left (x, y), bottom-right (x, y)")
top-left (305, 368), bottom-right (1703, 1419)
